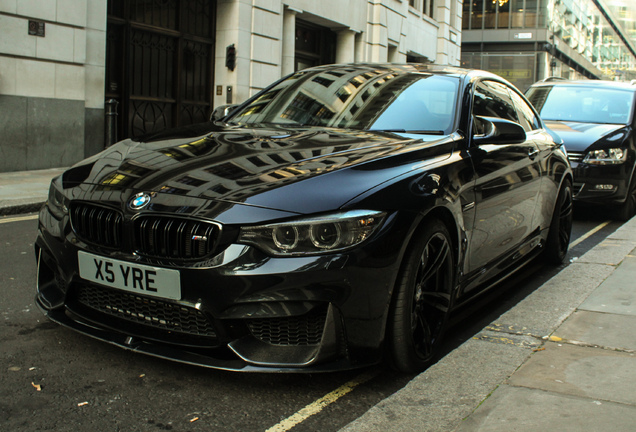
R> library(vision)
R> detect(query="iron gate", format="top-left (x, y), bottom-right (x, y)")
top-left (106, 0), bottom-right (216, 141)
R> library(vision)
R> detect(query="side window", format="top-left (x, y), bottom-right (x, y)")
top-left (472, 80), bottom-right (520, 123)
top-left (508, 89), bottom-right (541, 131)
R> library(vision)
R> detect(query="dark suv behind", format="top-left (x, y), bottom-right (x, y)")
top-left (526, 79), bottom-right (636, 219)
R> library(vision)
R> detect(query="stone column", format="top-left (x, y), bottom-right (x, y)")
top-left (355, 32), bottom-right (365, 63)
top-left (335, 29), bottom-right (356, 64)
top-left (282, 7), bottom-right (299, 75)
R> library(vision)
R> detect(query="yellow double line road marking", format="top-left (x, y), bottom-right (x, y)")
top-left (569, 221), bottom-right (610, 248)
top-left (265, 369), bottom-right (380, 432)
top-left (0, 214), bottom-right (39, 224)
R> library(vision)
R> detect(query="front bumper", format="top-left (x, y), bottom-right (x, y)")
top-left (570, 161), bottom-right (632, 205)
top-left (35, 293), bottom-right (356, 372)
top-left (35, 205), bottom-right (406, 372)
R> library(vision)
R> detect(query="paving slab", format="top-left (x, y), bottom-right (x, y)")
top-left (490, 262), bottom-right (615, 337)
top-left (576, 238), bottom-right (636, 266)
top-left (578, 253), bottom-right (636, 316)
top-left (607, 222), bottom-right (636, 242)
top-left (555, 310), bottom-right (636, 351)
top-left (454, 385), bottom-right (636, 432)
top-left (340, 338), bottom-right (532, 432)
top-left (508, 342), bottom-right (636, 405)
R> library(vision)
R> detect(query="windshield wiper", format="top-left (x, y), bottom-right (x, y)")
top-left (368, 129), bottom-right (445, 135)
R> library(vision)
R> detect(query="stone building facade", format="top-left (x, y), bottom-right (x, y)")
top-left (0, 0), bottom-right (462, 173)
top-left (0, 0), bottom-right (106, 172)
top-left (461, 0), bottom-right (636, 92)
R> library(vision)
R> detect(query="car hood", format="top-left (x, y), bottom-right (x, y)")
top-left (543, 120), bottom-right (624, 152)
top-left (61, 124), bottom-right (452, 217)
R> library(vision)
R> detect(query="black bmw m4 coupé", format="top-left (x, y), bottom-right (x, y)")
top-left (35, 64), bottom-right (572, 372)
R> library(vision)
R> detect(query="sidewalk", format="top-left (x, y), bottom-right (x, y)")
top-left (342, 218), bottom-right (636, 431)
top-left (0, 167), bottom-right (64, 216)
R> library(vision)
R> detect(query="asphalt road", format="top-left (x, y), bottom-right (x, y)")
top-left (0, 208), bottom-right (621, 432)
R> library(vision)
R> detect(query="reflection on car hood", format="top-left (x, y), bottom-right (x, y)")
top-left (544, 121), bottom-right (624, 152)
top-left (62, 125), bottom-right (451, 214)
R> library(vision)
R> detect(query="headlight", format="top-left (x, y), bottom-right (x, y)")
top-left (582, 148), bottom-right (627, 165)
top-left (47, 180), bottom-right (68, 219)
top-left (238, 210), bottom-right (386, 256)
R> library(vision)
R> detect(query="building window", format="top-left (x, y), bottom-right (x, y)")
top-left (465, 0), bottom-right (484, 30)
top-left (424, 0), bottom-right (435, 18)
top-left (524, 0), bottom-right (538, 27)
top-left (497, 0), bottom-right (510, 28)
top-left (484, 0), bottom-right (496, 29)
top-left (312, 76), bottom-right (335, 88)
top-left (466, 0), bottom-right (538, 30)
top-left (511, 0), bottom-right (524, 28)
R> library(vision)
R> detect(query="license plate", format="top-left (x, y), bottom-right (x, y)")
top-left (78, 251), bottom-right (181, 300)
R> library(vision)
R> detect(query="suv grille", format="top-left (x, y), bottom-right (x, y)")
top-left (247, 311), bottom-right (327, 346)
top-left (567, 151), bottom-right (585, 163)
top-left (69, 203), bottom-right (220, 259)
top-left (70, 203), bottom-right (123, 249)
top-left (75, 284), bottom-right (217, 339)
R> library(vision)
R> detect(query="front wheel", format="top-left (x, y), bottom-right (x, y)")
top-left (544, 178), bottom-right (573, 265)
top-left (388, 219), bottom-right (455, 373)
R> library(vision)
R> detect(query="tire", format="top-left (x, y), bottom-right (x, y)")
top-left (617, 175), bottom-right (636, 221)
top-left (388, 219), bottom-right (455, 373)
top-left (544, 178), bottom-right (573, 265)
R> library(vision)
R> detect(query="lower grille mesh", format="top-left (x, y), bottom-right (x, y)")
top-left (247, 311), bottom-right (326, 346)
top-left (75, 284), bottom-right (217, 338)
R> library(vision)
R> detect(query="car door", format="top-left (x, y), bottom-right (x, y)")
top-left (463, 79), bottom-right (543, 291)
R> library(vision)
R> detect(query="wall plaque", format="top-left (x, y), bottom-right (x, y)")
top-left (28, 20), bottom-right (45, 37)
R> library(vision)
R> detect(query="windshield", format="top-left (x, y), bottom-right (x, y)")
top-left (227, 68), bottom-right (459, 135)
top-left (527, 85), bottom-right (634, 125)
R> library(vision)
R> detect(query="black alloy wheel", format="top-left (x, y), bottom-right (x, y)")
top-left (617, 175), bottom-right (636, 221)
top-left (544, 178), bottom-right (573, 264)
top-left (388, 219), bottom-right (455, 373)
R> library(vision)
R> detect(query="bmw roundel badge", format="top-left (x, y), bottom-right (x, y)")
top-left (129, 192), bottom-right (152, 210)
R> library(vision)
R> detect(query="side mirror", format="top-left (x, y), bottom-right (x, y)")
top-left (210, 104), bottom-right (238, 121)
top-left (473, 116), bottom-right (527, 145)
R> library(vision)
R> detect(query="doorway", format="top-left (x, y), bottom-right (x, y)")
top-left (106, 0), bottom-right (216, 140)
top-left (294, 20), bottom-right (336, 71)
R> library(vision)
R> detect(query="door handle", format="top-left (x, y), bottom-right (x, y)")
top-left (527, 149), bottom-right (539, 160)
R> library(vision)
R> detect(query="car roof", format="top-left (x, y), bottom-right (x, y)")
top-left (530, 78), bottom-right (636, 92)
top-left (301, 63), bottom-right (505, 82)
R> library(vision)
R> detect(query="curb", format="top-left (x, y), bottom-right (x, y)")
top-left (0, 201), bottom-right (45, 217)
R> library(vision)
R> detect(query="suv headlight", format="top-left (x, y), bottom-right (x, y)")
top-left (238, 210), bottom-right (386, 256)
top-left (582, 148), bottom-right (627, 165)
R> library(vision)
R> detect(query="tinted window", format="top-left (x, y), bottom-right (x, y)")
top-left (229, 68), bottom-right (460, 135)
top-left (473, 80), bottom-right (520, 123)
top-left (508, 89), bottom-right (541, 131)
top-left (527, 85), bottom-right (634, 125)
